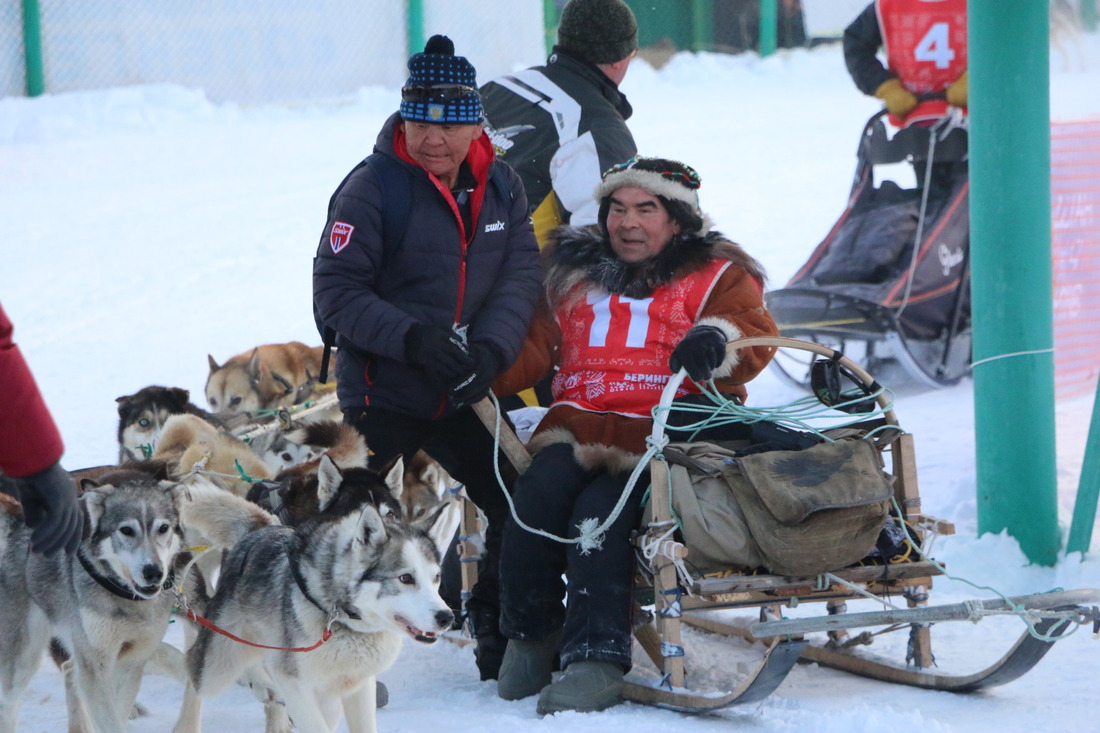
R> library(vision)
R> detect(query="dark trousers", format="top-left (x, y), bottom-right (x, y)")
top-left (499, 443), bottom-right (649, 671)
top-left (343, 406), bottom-right (517, 611)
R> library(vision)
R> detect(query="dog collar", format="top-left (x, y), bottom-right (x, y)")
top-left (77, 550), bottom-right (172, 602)
top-left (286, 547), bottom-right (362, 622)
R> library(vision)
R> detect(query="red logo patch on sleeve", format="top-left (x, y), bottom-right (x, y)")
top-left (330, 221), bottom-right (355, 253)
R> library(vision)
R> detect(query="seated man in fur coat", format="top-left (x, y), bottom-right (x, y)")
top-left (490, 156), bottom-right (778, 714)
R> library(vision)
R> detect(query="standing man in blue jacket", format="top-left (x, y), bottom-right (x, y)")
top-left (313, 35), bottom-right (542, 681)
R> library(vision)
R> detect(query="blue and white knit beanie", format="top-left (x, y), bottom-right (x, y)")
top-left (400, 35), bottom-right (483, 125)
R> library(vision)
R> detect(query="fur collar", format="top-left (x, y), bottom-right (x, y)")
top-left (545, 226), bottom-right (765, 304)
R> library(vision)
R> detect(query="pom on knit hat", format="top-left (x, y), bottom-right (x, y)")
top-left (557, 0), bottom-right (638, 65)
top-left (400, 35), bottom-right (483, 124)
top-left (595, 157), bottom-right (709, 236)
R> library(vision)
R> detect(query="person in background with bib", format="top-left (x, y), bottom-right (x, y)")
top-left (490, 157), bottom-right (778, 714)
top-left (843, 0), bottom-right (968, 129)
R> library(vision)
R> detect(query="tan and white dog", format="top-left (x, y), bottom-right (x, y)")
top-left (150, 414), bottom-right (273, 498)
top-left (205, 342), bottom-right (331, 422)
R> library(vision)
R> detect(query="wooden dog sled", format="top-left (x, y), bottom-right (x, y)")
top-left (474, 336), bottom-right (1099, 713)
top-left (622, 336), bottom-right (1100, 712)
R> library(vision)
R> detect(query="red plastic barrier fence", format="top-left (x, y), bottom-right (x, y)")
top-left (1051, 119), bottom-right (1100, 400)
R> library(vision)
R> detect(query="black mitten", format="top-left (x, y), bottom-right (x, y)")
top-left (405, 324), bottom-right (475, 387)
top-left (669, 325), bottom-right (728, 382)
top-left (16, 461), bottom-right (84, 556)
top-left (449, 344), bottom-right (500, 408)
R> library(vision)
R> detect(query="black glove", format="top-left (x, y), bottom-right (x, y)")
top-left (449, 344), bottom-right (500, 408)
top-left (405, 324), bottom-right (475, 387)
top-left (16, 461), bottom-right (84, 556)
top-left (669, 325), bottom-right (728, 382)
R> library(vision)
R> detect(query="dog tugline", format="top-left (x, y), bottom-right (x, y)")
top-left (313, 34), bottom-right (542, 682)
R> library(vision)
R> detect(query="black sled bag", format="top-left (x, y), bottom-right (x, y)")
top-left (660, 438), bottom-right (893, 576)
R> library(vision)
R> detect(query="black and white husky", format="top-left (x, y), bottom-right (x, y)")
top-left (172, 457), bottom-right (454, 733)
top-left (0, 470), bottom-right (196, 733)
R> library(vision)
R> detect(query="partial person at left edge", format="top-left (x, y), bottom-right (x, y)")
top-left (312, 35), bottom-right (542, 681)
top-left (0, 301), bottom-right (85, 556)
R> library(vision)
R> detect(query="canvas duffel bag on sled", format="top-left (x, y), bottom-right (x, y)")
top-left (660, 437), bottom-right (893, 576)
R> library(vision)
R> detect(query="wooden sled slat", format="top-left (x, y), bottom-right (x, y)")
top-left (623, 636), bottom-right (807, 713)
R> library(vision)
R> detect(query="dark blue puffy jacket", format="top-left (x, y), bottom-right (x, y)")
top-left (313, 112), bottom-right (541, 419)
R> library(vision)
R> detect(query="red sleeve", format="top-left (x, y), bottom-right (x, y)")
top-left (0, 303), bottom-right (65, 477)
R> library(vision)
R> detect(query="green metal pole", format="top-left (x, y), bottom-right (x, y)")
top-left (544, 0), bottom-right (560, 57)
top-left (407, 0), bottom-right (425, 57)
top-left (970, 1), bottom-right (1060, 565)
top-left (22, 0), bottom-right (44, 97)
top-left (759, 0), bottom-right (777, 57)
top-left (692, 0), bottom-right (713, 53)
top-left (1083, 0), bottom-right (1097, 32)
top-left (1066, 384), bottom-right (1100, 554)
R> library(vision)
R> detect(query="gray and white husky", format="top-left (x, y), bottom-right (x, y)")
top-left (0, 470), bottom-right (195, 733)
top-left (173, 457), bottom-right (454, 733)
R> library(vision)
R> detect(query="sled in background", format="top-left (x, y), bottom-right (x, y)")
top-left (766, 109), bottom-right (972, 389)
top-left (623, 337), bottom-right (1099, 712)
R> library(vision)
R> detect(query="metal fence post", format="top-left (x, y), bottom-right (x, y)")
top-left (407, 0), bottom-right (425, 57)
top-left (1067, 383), bottom-right (1100, 555)
top-left (1082, 0), bottom-right (1097, 32)
top-left (758, 0), bottom-right (777, 57)
top-left (22, 0), bottom-right (44, 96)
top-left (692, 0), bottom-right (713, 52)
top-left (970, 1), bottom-right (1060, 565)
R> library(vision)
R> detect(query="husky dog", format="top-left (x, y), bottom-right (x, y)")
top-left (116, 385), bottom-right (227, 463)
top-left (246, 420), bottom-right (380, 522)
top-left (256, 418), bottom-right (368, 475)
top-left (205, 342), bottom-right (330, 420)
top-left (0, 471), bottom-right (196, 733)
top-left (152, 413), bottom-right (273, 497)
top-left (173, 458), bottom-right (454, 733)
top-left (402, 450), bottom-right (462, 555)
top-left (248, 453), bottom-right (403, 528)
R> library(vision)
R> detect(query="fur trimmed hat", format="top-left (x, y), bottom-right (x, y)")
top-left (400, 35), bottom-right (483, 125)
top-left (557, 0), bottom-right (639, 65)
top-left (595, 156), bottom-right (709, 236)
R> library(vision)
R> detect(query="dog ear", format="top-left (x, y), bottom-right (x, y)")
top-left (420, 462), bottom-right (445, 499)
top-left (413, 497), bottom-right (455, 538)
top-left (248, 349), bottom-right (263, 383)
top-left (373, 454), bottom-right (405, 504)
top-left (380, 455), bottom-right (405, 502)
top-left (356, 502), bottom-right (387, 547)
top-left (316, 454), bottom-right (342, 512)
top-left (81, 485), bottom-right (109, 533)
top-left (161, 479), bottom-right (191, 507)
top-left (167, 387), bottom-right (191, 411)
top-left (208, 354), bottom-right (220, 373)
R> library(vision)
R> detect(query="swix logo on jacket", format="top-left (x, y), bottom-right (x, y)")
top-left (553, 259), bottom-right (730, 416)
top-left (484, 220), bottom-right (506, 233)
top-left (330, 221), bottom-right (354, 253)
top-left (877, 0), bottom-right (966, 124)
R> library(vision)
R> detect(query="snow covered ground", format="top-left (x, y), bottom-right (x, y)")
top-left (3, 30), bottom-right (1100, 733)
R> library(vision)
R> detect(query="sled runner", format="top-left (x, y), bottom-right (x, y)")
top-left (623, 336), bottom-right (1100, 712)
top-left (765, 109), bottom-right (972, 389)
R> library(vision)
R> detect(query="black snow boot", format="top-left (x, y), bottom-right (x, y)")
top-left (467, 598), bottom-right (507, 681)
